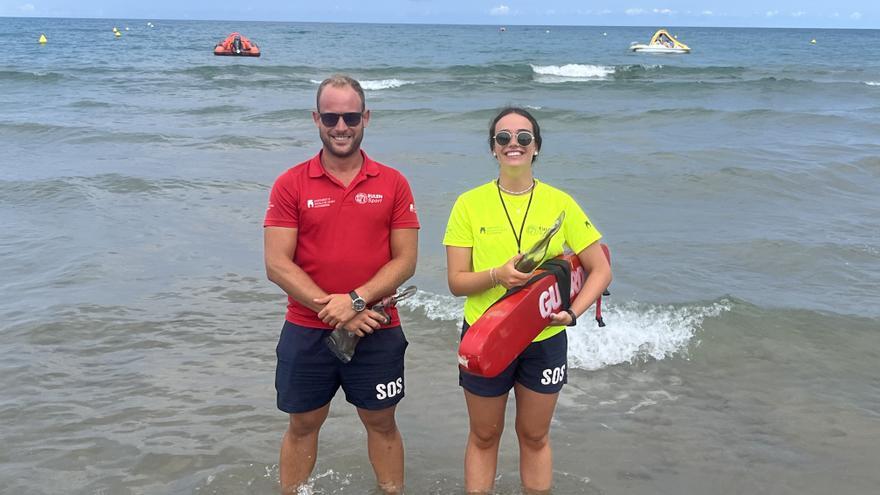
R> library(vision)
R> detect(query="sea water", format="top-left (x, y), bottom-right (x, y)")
top-left (1, 17), bottom-right (879, 494)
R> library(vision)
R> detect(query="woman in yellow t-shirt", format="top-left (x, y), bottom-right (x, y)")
top-left (443, 107), bottom-right (612, 493)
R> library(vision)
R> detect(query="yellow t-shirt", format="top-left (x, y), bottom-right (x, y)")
top-left (443, 179), bottom-right (602, 341)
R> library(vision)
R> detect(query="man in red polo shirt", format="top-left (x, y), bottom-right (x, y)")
top-left (264, 74), bottom-right (419, 494)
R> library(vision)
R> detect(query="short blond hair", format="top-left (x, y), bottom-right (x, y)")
top-left (316, 74), bottom-right (365, 112)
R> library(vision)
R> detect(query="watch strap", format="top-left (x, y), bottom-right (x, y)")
top-left (564, 309), bottom-right (577, 326)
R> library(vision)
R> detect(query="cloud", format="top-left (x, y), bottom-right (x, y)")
top-left (653, 8), bottom-right (674, 15)
top-left (701, 10), bottom-right (713, 16)
top-left (850, 12), bottom-right (862, 20)
top-left (625, 8), bottom-right (645, 15)
top-left (765, 10), bottom-right (778, 17)
top-left (791, 11), bottom-right (805, 17)
top-left (490, 5), bottom-right (510, 16)
top-left (19, 3), bottom-right (35, 12)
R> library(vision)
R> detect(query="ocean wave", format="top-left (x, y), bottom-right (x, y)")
top-left (0, 69), bottom-right (65, 83)
top-left (568, 299), bottom-right (731, 371)
top-left (398, 290), bottom-right (464, 322)
top-left (178, 105), bottom-right (249, 116)
top-left (174, 64), bottom-right (314, 79)
top-left (399, 289), bottom-right (732, 371)
top-left (186, 135), bottom-right (290, 150)
top-left (242, 108), bottom-right (309, 122)
top-left (68, 100), bottom-right (113, 108)
top-left (69, 131), bottom-right (180, 145)
top-left (531, 64), bottom-right (614, 82)
top-left (309, 78), bottom-right (416, 90)
top-left (866, 81), bottom-right (880, 86)
top-left (0, 175), bottom-right (267, 208)
top-left (620, 64), bottom-right (746, 77)
top-left (0, 122), bottom-right (77, 136)
top-left (360, 79), bottom-right (415, 90)
top-left (0, 121), bottom-right (178, 145)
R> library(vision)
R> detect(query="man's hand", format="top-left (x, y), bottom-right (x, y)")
top-left (314, 293), bottom-right (357, 327)
top-left (339, 309), bottom-right (389, 337)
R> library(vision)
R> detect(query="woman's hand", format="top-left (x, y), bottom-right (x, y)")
top-left (549, 310), bottom-right (575, 326)
top-left (495, 254), bottom-right (533, 289)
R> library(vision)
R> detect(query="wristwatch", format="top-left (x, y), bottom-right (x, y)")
top-left (349, 291), bottom-right (367, 312)
top-left (563, 309), bottom-right (577, 327)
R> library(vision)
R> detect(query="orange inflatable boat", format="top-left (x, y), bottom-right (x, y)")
top-left (213, 32), bottom-right (260, 57)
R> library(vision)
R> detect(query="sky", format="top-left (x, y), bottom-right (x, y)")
top-left (1, 1), bottom-right (878, 28)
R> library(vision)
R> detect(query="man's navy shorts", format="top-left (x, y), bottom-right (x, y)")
top-left (459, 321), bottom-right (568, 397)
top-left (275, 320), bottom-right (408, 413)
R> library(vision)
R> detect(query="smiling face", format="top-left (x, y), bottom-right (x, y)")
top-left (492, 112), bottom-right (539, 169)
top-left (313, 84), bottom-right (369, 159)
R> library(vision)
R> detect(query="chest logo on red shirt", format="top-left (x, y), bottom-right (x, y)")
top-left (355, 193), bottom-right (384, 204)
top-left (306, 197), bottom-right (334, 209)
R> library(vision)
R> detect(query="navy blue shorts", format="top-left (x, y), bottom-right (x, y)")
top-left (459, 321), bottom-right (568, 397)
top-left (275, 321), bottom-right (408, 413)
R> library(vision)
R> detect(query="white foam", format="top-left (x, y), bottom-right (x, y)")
top-left (403, 289), bottom-right (730, 371)
top-left (397, 289), bottom-right (464, 322)
top-left (567, 300), bottom-right (731, 371)
top-left (865, 81), bottom-right (880, 86)
top-left (308, 79), bottom-right (414, 90)
top-left (359, 79), bottom-right (415, 90)
top-left (530, 64), bottom-right (614, 83)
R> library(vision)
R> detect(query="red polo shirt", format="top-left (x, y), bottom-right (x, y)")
top-left (264, 150), bottom-right (420, 328)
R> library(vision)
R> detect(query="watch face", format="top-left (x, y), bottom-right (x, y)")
top-left (352, 298), bottom-right (366, 312)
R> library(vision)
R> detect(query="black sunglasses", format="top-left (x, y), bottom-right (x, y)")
top-left (492, 130), bottom-right (534, 147)
top-left (319, 112), bottom-right (363, 127)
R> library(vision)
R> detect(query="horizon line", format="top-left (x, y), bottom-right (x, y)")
top-left (3, 14), bottom-right (878, 31)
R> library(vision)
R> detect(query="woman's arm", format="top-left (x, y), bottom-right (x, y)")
top-left (548, 241), bottom-right (612, 325)
top-left (446, 246), bottom-right (533, 297)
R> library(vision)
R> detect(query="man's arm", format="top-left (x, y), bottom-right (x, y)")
top-left (264, 226), bottom-right (327, 313)
top-left (315, 228), bottom-right (418, 326)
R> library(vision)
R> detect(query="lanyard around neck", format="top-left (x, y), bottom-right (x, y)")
top-left (496, 179), bottom-right (535, 253)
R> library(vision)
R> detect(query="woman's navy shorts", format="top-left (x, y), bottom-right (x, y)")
top-left (459, 321), bottom-right (568, 397)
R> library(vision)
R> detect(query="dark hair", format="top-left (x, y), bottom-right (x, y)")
top-left (488, 107), bottom-right (542, 162)
top-left (316, 74), bottom-right (366, 112)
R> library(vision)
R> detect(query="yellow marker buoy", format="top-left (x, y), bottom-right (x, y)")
top-left (39, 34), bottom-right (47, 44)
top-left (115, 31), bottom-right (121, 37)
